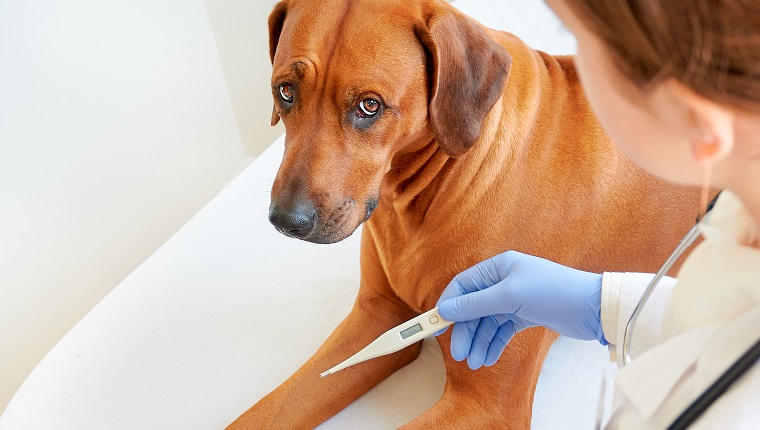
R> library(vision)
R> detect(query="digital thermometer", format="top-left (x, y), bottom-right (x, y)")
top-left (320, 307), bottom-right (453, 378)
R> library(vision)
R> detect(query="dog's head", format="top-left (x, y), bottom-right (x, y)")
top-left (267, 0), bottom-right (510, 243)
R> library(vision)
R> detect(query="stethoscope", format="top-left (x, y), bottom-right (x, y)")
top-left (621, 198), bottom-right (716, 366)
top-left (618, 192), bottom-right (760, 429)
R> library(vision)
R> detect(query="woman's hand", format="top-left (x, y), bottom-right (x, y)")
top-left (436, 251), bottom-right (606, 369)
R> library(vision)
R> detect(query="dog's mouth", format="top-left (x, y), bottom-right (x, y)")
top-left (363, 197), bottom-right (378, 222)
top-left (271, 196), bottom-right (379, 244)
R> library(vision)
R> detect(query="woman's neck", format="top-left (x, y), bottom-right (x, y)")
top-left (715, 113), bottom-right (760, 248)
top-left (730, 184), bottom-right (760, 249)
top-left (722, 116), bottom-right (760, 248)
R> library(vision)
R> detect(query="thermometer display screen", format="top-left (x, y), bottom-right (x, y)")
top-left (399, 323), bottom-right (423, 340)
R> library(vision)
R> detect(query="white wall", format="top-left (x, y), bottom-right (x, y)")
top-left (205, 0), bottom-right (284, 159)
top-left (0, 0), bottom-right (245, 414)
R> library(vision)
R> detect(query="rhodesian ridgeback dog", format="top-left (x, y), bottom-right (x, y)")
top-left (228, 0), bottom-right (701, 428)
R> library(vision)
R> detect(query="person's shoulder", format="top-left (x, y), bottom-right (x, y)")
top-left (691, 359), bottom-right (760, 429)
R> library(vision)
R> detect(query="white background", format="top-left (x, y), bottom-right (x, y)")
top-left (0, 0), bottom-right (281, 413)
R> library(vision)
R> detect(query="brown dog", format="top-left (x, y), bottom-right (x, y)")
top-left (228, 0), bottom-right (701, 428)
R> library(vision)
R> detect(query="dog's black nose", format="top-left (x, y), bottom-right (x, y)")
top-left (269, 201), bottom-right (315, 239)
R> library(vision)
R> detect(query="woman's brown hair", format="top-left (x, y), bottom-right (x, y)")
top-left (563, 0), bottom-right (760, 112)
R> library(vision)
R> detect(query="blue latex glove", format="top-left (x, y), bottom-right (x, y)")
top-left (435, 250), bottom-right (607, 370)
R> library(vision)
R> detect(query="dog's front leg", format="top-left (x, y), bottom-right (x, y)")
top-left (399, 327), bottom-right (557, 429)
top-left (227, 231), bottom-right (421, 430)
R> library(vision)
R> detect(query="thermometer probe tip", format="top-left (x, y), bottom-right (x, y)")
top-left (319, 370), bottom-right (331, 378)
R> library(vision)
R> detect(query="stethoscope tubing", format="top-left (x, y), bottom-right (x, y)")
top-left (617, 192), bottom-right (760, 427)
top-left (622, 192), bottom-right (723, 366)
top-left (621, 223), bottom-right (703, 365)
top-left (668, 336), bottom-right (760, 430)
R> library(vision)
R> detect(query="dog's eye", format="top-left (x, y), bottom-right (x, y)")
top-left (279, 84), bottom-right (294, 103)
top-left (357, 98), bottom-right (380, 118)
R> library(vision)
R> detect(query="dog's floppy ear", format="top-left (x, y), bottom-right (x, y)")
top-left (268, 1), bottom-right (288, 126)
top-left (415, 10), bottom-right (511, 157)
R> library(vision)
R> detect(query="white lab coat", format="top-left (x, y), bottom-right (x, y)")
top-left (600, 191), bottom-right (760, 429)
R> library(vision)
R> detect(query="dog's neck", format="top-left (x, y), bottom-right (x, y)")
top-left (380, 108), bottom-right (536, 226)
top-left (381, 133), bottom-right (447, 219)
top-left (380, 51), bottom-right (546, 225)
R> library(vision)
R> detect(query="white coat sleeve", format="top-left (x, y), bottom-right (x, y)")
top-left (600, 272), bottom-right (678, 364)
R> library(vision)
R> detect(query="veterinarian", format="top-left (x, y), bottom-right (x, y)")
top-left (435, 0), bottom-right (760, 428)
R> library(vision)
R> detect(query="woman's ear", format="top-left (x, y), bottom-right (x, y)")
top-left (661, 79), bottom-right (735, 164)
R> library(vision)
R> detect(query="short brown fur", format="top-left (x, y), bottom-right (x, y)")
top-left (228, 0), bottom-right (702, 428)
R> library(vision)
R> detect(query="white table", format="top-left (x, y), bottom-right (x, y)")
top-left (1, 2), bottom-right (617, 429)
